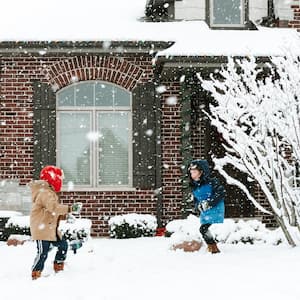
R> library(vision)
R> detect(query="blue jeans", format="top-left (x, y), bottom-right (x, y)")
top-left (32, 239), bottom-right (68, 272)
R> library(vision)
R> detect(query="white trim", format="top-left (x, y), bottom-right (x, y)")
top-left (210, 0), bottom-right (245, 27)
top-left (61, 187), bottom-right (137, 192)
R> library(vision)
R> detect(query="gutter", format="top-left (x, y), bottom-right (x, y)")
top-left (0, 41), bottom-right (175, 56)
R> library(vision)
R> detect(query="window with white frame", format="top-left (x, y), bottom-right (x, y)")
top-left (210, 0), bottom-right (245, 27)
top-left (57, 81), bottom-right (132, 189)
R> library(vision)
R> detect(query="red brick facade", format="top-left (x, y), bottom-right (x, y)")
top-left (0, 53), bottom-right (185, 236)
top-left (290, 0), bottom-right (300, 29)
top-left (160, 82), bottom-right (182, 222)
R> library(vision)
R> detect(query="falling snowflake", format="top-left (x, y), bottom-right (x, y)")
top-left (86, 131), bottom-right (99, 141)
top-left (38, 50), bottom-right (47, 55)
top-left (156, 85), bottom-right (167, 94)
top-left (166, 96), bottom-right (177, 106)
top-left (71, 76), bottom-right (79, 83)
top-left (38, 223), bottom-right (45, 230)
top-left (145, 129), bottom-right (153, 136)
top-left (67, 181), bottom-right (74, 191)
top-left (103, 41), bottom-right (111, 49)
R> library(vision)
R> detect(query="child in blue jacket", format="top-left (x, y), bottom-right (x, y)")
top-left (188, 159), bottom-right (225, 253)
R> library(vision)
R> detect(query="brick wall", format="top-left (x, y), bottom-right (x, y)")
top-left (0, 53), bottom-right (179, 236)
top-left (160, 81), bottom-right (183, 224)
top-left (289, 0), bottom-right (300, 29)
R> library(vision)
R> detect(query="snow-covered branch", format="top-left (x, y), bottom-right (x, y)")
top-left (199, 54), bottom-right (300, 246)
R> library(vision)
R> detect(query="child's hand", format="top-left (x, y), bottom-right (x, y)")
top-left (198, 200), bottom-right (211, 212)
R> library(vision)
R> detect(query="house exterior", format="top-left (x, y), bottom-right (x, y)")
top-left (1, 0), bottom-right (300, 236)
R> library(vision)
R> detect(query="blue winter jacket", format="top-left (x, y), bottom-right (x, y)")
top-left (190, 160), bottom-right (225, 224)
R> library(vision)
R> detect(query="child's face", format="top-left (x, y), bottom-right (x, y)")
top-left (190, 169), bottom-right (202, 181)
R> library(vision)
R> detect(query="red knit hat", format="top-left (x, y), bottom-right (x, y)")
top-left (40, 166), bottom-right (63, 193)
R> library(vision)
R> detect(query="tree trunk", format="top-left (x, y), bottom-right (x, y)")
top-left (274, 214), bottom-right (296, 247)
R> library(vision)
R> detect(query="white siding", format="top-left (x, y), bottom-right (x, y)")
top-left (174, 0), bottom-right (294, 22)
top-left (274, 0), bottom-right (294, 20)
top-left (249, 0), bottom-right (268, 22)
top-left (175, 0), bottom-right (206, 20)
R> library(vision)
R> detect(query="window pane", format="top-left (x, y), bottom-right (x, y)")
top-left (95, 82), bottom-right (114, 106)
top-left (59, 112), bottom-right (91, 185)
top-left (95, 82), bottom-right (130, 107)
top-left (98, 112), bottom-right (129, 185)
top-left (57, 86), bottom-right (75, 106)
top-left (114, 86), bottom-right (130, 106)
top-left (75, 82), bottom-right (94, 106)
top-left (213, 0), bottom-right (242, 25)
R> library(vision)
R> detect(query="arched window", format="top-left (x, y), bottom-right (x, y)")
top-left (56, 81), bottom-right (132, 189)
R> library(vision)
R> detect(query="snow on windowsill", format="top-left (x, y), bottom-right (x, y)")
top-left (61, 187), bottom-right (137, 192)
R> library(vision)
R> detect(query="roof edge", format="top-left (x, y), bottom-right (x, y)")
top-left (0, 40), bottom-right (175, 55)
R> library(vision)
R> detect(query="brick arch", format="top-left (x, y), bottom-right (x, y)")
top-left (43, 56), bottom-right (145, 91)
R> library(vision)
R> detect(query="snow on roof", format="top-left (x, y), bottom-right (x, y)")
top-left (0, 0), bottom-right (171, 41)
top-left (1, 0), bottom-right (300, 57)
top-left (157, 26), bottom-right (300, 57)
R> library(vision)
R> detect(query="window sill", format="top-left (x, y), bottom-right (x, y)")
top-left (61, 187), bottom-right (137, 192)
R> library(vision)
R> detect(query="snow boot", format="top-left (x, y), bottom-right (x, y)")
top-left (207, 243), bottom-right (220, 254)
top-left (32, 270), bottom-right (41, 280)
top-left (53, 262), bottom-right (64, 273)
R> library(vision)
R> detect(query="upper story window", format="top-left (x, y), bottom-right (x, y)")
top-left (210, 0), bottom-right (245, 28)
top-left (56, 81), bottom-right (132, 189)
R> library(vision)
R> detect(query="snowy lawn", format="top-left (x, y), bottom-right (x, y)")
top-left (1, 237), bottom-right (300, 300)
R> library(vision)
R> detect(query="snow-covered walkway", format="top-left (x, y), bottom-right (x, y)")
top-left (1, 237), bottom-right (300, 300)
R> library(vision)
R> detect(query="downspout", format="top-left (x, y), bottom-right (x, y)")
top-left (268, 0), bottom-right (275, 19)
top-left (153, 62), bottom-right (163, 228)
top-left (180, 74), bottom-right (193, 218)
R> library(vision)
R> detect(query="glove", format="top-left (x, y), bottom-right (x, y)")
top-left (71, 202), bottom-right (83, 215)
top-left (70, 239), bottom-right (83, 254)
top-left (198, 200), bottom-right (211, 212)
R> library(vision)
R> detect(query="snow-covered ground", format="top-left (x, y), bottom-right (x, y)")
top-left (1, 237), bottom-right (300, 300)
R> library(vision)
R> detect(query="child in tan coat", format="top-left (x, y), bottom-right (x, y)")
top-left (30, 166), bottom-right (82, 280)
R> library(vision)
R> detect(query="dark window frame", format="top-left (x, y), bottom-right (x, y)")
top-left (206, 0), bottom-right (249, 29)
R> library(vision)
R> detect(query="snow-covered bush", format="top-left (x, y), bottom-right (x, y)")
top-left (166, 215), bottom-right (284, 245)
top-left (4, 215), bottom-right (30, 241)
top-left (109, 213), bottom-right (157, 239)
top-left (2, 215), bottom-right (92, 245)
top-left (166, 215), bottom-right (202, 245)
top-left (59, 218), bottom-right (92, 243)
top-left (0, 211), bottom-right (23, 241)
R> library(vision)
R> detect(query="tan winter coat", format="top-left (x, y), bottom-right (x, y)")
top-left (29, 180), bottom-right (69, 241)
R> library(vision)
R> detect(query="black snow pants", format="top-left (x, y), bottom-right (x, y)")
top-left (199, 223), bottom-right (216, 245)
